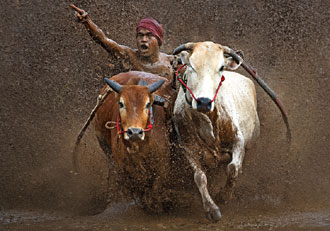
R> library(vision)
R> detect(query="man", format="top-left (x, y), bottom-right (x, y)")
top-left (70, 4), bottom-right (177, 81)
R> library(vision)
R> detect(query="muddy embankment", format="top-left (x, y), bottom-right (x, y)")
top-left (1, 0), bottom-right (330, 230)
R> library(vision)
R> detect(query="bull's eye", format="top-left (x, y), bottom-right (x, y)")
top-left (118, 102), bottom-right (124, 108)
top-left (219, 66), bottom-right (224, 72)
top-left (146, 102), bottom-right (150, 109)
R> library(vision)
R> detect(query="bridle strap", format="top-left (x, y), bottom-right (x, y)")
top-left (176, 64), bottom-right (225, 105)
top-left (211, 75), bottom-right (225, 103)
top-left (178, 77), bottom-right (199, 102)
top-left (116, 113), bottom-right (126, 134)
top-left (116, 108), bottom-right (153, 134)
top-left (185, 93), bottom-right (192, 106)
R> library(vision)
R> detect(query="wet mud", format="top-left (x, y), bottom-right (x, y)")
top-left (2, 205), bottom-right (330, 230)
top-left (1, 0), bottom-right (330, 230)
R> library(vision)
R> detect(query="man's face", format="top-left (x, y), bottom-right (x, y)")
top-left (136, 28), bottom-right (159, 57)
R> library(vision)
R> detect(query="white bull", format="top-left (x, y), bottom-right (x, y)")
top-left (172, 41), bottom-right (260, 221)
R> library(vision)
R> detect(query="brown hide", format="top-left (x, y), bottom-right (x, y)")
top-left (94, 71), bottom-right (176, 212)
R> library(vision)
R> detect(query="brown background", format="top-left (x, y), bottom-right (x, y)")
top-left (1, 0), bottom-right (329, 215)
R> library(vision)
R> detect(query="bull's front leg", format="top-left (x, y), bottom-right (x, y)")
top-left (184, 151), bottom-right (221, 222)
top-left (220, 131), bottom-right (245, 202)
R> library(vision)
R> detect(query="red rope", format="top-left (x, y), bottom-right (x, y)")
top-left (176, 64), bottom-right (225, 104)
top-left (176, 64), bottom-right (186, 75)
top-left (211, 75), bottom-right (225, 103)
top-left (178, 78), bottom-right (200, 102)
top-left (116, 113), bottom-right (126, 134)
top-left (116, 110), bottom-right (153, 135)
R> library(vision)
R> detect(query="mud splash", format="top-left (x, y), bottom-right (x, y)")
top-left (2, 204), bottom-right (330, 231)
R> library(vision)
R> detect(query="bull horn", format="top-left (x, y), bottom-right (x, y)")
top-left (153, 94), bottom-right (166, 106)
top-left (104, 78), bottom-right (122, 93)
top-left (148, 79), bottom-right (165, 93)
top-left (173, 42), bottom-right (195, 55)
top-left (222, 46), bottom-right (243, 65)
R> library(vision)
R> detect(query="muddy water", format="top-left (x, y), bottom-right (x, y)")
top-left (2, 204), bottom-right (330, 231)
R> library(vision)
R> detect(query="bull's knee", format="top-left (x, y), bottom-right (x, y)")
top-left (194, 169), bottom-right (207, 188)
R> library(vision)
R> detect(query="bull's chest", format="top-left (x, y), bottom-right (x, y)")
top-left (178, 109), bottom-right (236, 167)
top-left (113, 142), bottom-right (166, 179)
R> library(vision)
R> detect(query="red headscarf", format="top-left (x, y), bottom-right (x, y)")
top-left (136, 17), bottom-right (164, 46)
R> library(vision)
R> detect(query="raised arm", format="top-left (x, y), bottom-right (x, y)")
top-left (70, 4), bottom-right (129, 58)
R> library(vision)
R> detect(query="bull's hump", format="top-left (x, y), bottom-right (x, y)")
top-left (111, 71), bottom-right (164, 85)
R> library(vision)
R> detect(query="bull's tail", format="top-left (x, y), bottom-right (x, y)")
top-left (71, 86), bottom-right (113, 173)
top-left (241, 61), bottom-right (291, 143)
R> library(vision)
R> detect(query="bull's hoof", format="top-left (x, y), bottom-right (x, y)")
top-left (206, 207), bottom-right (222, 222)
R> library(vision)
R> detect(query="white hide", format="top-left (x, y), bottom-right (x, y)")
top-left (173, 70), bottom-right (260, 168)
top-left (173, 42), bottom-right (260, 221)
top-left (218, 71), bottom-right (260, 149)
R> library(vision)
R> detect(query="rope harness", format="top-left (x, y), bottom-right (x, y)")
top-left (176, 64), bottom-right (225, 106)
top-left (106, 108), bottom-right (154, 135)
top-left (106, 65), bottom-right (225, 135)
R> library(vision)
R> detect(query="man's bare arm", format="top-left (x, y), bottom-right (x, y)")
top-left (70, 4), bottom-right (128, 57)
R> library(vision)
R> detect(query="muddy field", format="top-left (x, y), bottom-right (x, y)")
top-left (1, 0), bottom-right (330, 230)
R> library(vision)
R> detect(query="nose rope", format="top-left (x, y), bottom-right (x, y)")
top-left (211, 75), bottom-right (225, 103)
top-left (178, 78), bottom-right (200, 102)
top-left (116, 113), bottom-right (126, 134)
top-left (116, 109), bottom-right (153, 135)
top-left (105, 121), bottom-right (117, 130)
top-left (176, 64), bottom-right (225, 104)
top-left (176, 65), bottom-right (199, 102)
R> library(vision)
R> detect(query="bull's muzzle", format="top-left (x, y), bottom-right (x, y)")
top-left (196, 97), bottom-right (212, 113)
top-left (126, 127), bottom-right (144, 141)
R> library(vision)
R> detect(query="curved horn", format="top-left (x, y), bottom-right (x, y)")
top-left (173, 42), bottom-right (195, 55)
top-left (148, 79), bottom-right (165, 94)
top-left (239, 61), bottom-right (292, 142)
top-left (222, 46), bottom-right (243, 65)
top-left (222, 46), bottom-right (291, 142)
top-left (104, 78), bottom-right (122, 93)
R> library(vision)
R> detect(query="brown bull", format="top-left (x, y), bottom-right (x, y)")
top-left (94, 71), bottom-right (176, 213)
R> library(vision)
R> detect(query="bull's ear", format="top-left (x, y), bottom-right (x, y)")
top-left (179, 51), bottom-right (190, 65)
top-left (222, 46), bottom-right (243, 71)
top-left (224, 56), bottom-right (241, 70)
top-left (153, 94), bottom-right (166, 106)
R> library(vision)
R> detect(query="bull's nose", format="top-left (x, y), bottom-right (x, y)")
top-left (196, 97), bottom-right (212, 112)
top-left (127, 127), bottom-right (144, 141)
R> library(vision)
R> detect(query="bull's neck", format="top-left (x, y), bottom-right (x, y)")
top-left (187, 106), bottom-right (219, 141)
